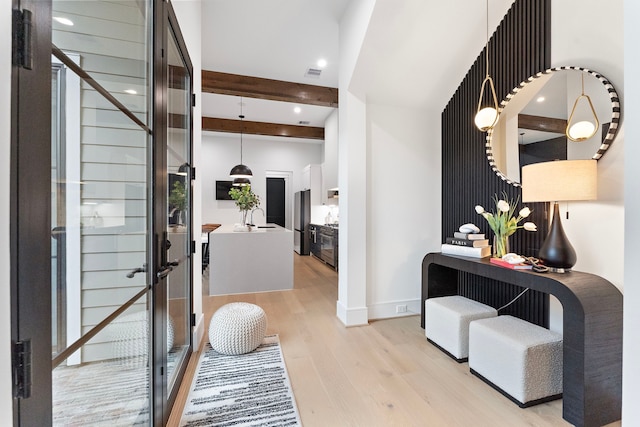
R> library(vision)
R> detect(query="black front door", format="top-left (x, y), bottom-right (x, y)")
top-left (266, 177), bottom-right (286, 227)
top-left (11, 0), bottom-right (193, 424)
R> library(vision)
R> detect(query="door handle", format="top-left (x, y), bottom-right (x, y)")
top-left (157, 259), bottom-right (179, 279)
top-left (157, 266), bottom-right (173, 280)
top-left (126, 265), bottom-right (146, 278)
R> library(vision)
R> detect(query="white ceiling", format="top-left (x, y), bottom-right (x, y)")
top-left (201, 0), bottom-right (347, 131)
top-left (200, 0), bottom-right (519, 134)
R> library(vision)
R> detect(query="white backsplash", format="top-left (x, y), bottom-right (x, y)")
top-left (312, 204), bottom-right (339, 225)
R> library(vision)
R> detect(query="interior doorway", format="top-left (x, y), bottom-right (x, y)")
top-left (265, 170), bottom-right (293, 230)
top-left (266, 178), bottom-right (286, 227)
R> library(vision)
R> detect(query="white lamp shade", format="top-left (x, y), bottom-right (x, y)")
top-left (521, 159), bottom-right (597, 202)
top-left (474, 107), bottom-right (499, 131)
top-left (568, 120), bottom-right (596, 141)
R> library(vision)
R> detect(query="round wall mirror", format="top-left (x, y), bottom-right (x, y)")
top-left (486, 66), bottom-right (621, 186)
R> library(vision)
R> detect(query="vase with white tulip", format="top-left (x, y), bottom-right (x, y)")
top-left (475, 193), bottom-right (537, 258)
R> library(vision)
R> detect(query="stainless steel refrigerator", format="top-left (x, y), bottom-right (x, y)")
top-left (294, 190), bottom-right (310, 255)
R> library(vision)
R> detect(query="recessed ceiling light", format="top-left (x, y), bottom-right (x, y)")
top-left (124, 89), bottom-right (137, 95)
top-left (536, 96), bottom-right (545, 103)
top-left (294, 106), bottom-right (302, 114)
top-left (317, 58), bottom-right (327, 68)
top-left (54, 16), bottom-right (74, 26)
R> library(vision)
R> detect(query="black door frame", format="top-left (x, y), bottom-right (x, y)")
top-left (152, 2), bottom-right (194, 424)
top-left (10, 0), bottom-right (193, 424)
top-left (11, 0), bottom-right (53, 425)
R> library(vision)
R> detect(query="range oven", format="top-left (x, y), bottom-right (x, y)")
top-left (310, 224), bottom-right (338, 270)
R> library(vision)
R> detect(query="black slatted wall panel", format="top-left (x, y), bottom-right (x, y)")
top-left (441, 0), bottom-right (551, 327)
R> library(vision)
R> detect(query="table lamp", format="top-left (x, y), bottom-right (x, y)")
top-left (521, 160), bottom-right (597, 272)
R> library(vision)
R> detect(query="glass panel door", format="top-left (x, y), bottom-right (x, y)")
top-left (165, 19), bottom-right (192, 396)
top-left (50, 0), bottom-right (153, 424)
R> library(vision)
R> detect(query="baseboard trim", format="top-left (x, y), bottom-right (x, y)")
top-left (193, 313), bottom-right (205, 350)
top-left (367, 298), bottom-right (421, 320)
top-left (336, 301), bottom-right (368, 327)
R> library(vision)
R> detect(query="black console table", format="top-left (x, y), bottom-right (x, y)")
top-left (421, 252), bottom-right (622, 427)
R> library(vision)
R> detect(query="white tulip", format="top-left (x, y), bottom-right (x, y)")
top-left (497, 200), bottom-right (510, 212)
top-left (475, 205), bottom-right (485, 214)
top-left (519, 207), bottom-right (531, 218)
top-left (523, 222), bottom-right (537, 231)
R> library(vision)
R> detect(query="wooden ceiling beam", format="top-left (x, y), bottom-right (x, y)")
top-left (519, 114), bottom-right (567, 134)
top-left (203, 117), bottom-right (324, 140)
top-left (202, 70), bottom-right (338, 108)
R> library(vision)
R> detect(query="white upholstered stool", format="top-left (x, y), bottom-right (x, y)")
top-left (469, 315), bottom-right (563, 406)
top-left (209, 302), bottom-right (267, 355)
top-left (425, 295), bottom-right (497, 361)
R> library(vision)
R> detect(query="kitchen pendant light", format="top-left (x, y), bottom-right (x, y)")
top-left (474, 0), bottom-right (500, 132)
top-left (229, 98), bottom-right (253, 179)
top-left (566, 73), bottom-right (599, 142)
top-left (232, 177), bottom-right (251, 186)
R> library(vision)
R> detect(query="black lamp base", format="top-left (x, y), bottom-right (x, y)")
top-left (539, 202), bottom-right (577, 273)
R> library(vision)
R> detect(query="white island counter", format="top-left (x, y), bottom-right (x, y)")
top-left (208, 223), bottom-right (293, 295)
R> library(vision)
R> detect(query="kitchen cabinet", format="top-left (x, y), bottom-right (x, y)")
top-left (322, 110), bottom-right (339, 204)
top-left (303, 164), bottom-right (324, 224)
top-left (309, 224), bottom-right (338, 271)
top-left (309, 224), bottom-right (321, 258)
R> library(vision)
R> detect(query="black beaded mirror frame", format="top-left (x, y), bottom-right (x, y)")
top-left (486, 66), bottom-right (621, 188)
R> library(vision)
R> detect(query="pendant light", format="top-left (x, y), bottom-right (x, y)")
top-left (232, 177), bottom-right (251, 186)
top-left (566, 73), bottom-right (599, 142)
top-left (229, 98), bottom-right (253, 179)
top-left (474, 0), bottom-right (500, 132)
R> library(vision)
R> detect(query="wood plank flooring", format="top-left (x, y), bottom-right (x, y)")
top-left (168, 254), bottom-right (621, 427)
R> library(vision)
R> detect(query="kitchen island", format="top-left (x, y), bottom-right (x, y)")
top-left (208, 223), bottom-right (293, 295)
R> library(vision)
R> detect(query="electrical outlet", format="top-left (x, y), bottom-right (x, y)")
top-left (396, 304), bottom-right (408, 314)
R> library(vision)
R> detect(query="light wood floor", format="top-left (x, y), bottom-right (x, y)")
top-left (168, 255), bottom-right (620, 427)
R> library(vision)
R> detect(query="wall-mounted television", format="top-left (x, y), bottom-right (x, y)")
top-left (215, 180), bottom-right (234, 200)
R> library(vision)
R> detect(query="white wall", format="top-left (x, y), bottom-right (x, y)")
top-left (366, 104), bottom-right (441, 319)
top-left (338, 0), bottom-right (443, 324)
top-left (173, 0), bottom-right (204, 349)
top-left (1, 1), bottom-right (12, 421)
top-left (550, 0), bottom-right (624, 290)
top-left (624, 1), bottom-right (640, 423)
top-left (336, 0), bottom-right (377, 326)
top-left (546, 0), bottom-right (624, 334)
top-left (200, 133), bottom-right (322, 226)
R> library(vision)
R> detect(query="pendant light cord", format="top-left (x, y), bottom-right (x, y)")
top-left (239, 97), bottom-right (244, 164)
top-left (485, 0), bottom-right (489, 78)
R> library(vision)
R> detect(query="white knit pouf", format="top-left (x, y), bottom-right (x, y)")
top-left (110, 311), bottom-right (175, 366)
top-left (209, 302), bottom-right (267, 355)
top-left (425, 296), bottom-right (497, 361)
top-left (469, 315), bottom-right (563, 406)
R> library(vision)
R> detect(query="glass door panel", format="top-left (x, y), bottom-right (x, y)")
top-left (50, 0), bottom-right (153, 423)
top-left (52, 0), bottom-right (150, 125)
top-left (52, 294), bottom-right (151, 426)
top-left (165, 22), bottom-right (192, 392)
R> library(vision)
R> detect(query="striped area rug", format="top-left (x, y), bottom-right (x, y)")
top-left (180, 335), bottom-right (302, 426)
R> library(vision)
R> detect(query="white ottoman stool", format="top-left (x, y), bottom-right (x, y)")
top-left (110, 311), bottom-right (174, 366)
top-left (425, 295), bottom-right (497, 361)
top-left (469, 315), bottom-right (563, 407)
top-left (209, 302), bottom-right (267, 355)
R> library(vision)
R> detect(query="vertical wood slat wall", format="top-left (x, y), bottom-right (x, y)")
top-left (441, 0), bottom-right (551, 326)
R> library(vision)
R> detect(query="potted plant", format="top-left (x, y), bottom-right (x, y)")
top-left (169, 180), bottom-right (187, 225)
top-left (475, 192), bottom-right (537, 258)
top-left (229, 185), bottom-right (260, 230)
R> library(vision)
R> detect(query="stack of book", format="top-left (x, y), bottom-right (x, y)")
top-left (489, 257), bottom-right (533, 270)
top-left (441, 231), bottom-right (491, 258)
